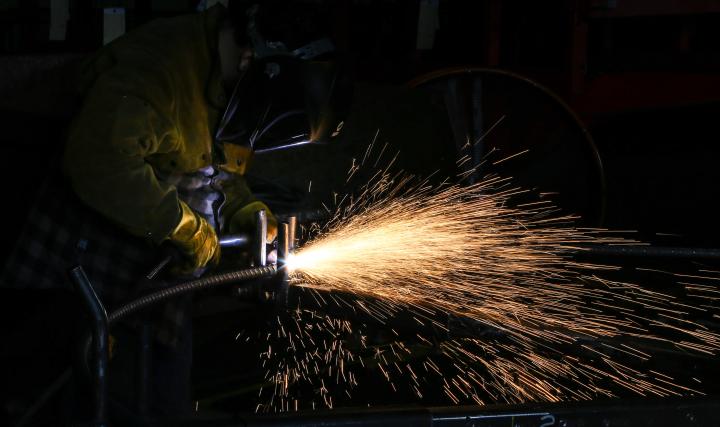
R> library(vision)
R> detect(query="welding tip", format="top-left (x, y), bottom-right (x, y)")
top-left (255, 209), bottom-right (267, 267)
top-left (218, 234), bottom-right (249, 248)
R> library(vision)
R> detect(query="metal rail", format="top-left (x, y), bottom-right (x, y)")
top-left (162, 396), bottom-right (720, 426)
top-left (574, 244), bottom-right (720, 260)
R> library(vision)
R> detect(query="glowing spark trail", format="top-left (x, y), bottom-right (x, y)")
top-left (254, 150), bottom-right (720, 411)
top-left (287, 177), bottom-right (671, 351)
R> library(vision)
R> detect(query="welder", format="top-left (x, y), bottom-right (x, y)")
top-left (1, 0), bottom-right (350, 422)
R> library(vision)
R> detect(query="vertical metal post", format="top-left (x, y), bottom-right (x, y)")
top-left (255, 209), bottom-right (267, 267)
top-left (276, 222), bottom-right (290, 307)
top-left (136, 321), bottom-right (152, 416)
top-left (288, 215), bottom-right (297, 251)
top-left (277, 222), bottom-right (290, 264)
top-left (69, 266), bottom-right (109, 427)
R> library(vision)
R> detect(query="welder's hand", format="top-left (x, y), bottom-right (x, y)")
top-left (168, 201), bottom-right (220, 274)
top-left (228, 201), bottom-right (278, 243)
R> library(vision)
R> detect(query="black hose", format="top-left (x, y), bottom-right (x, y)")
top-left (108, 264), bottom-right (277, 324)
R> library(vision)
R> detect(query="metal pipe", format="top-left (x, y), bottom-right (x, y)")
top-left (276, 222), bottom-right (290, 307)
top-left (68, 266), bottom-right (109, 427)
top-left (255, 209), bottom-right (267, 266)
top-left (278, 223), bottom-right (290, 262)
top-left (573, 244), bottom-right (720, 260)
top-left (288, 216), bottom-right (297, 251)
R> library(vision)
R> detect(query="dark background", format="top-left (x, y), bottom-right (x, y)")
top-left (2, 0), bottom-right (720, 423)
top-left (2, 0), bottom-right (720, 242)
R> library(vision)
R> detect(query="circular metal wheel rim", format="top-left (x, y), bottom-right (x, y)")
top-left (408, 67), bottom-right (607, 226)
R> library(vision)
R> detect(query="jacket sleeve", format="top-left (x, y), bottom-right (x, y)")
top-left (63, 74), bottom-right (182, 244)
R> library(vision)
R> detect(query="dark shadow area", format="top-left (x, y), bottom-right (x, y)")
top-left (592, 103), bottom-right (720, 247)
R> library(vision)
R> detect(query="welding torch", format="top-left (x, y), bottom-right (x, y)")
top-left (146, 210), bottom-right (291, 276)
top-left (122, 210), bottom-right (298, 321)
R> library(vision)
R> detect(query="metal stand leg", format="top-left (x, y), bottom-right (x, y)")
top-left (69, 265), bottom-right (109, 427)
top-left (136, 321), bottom-right (153, 417)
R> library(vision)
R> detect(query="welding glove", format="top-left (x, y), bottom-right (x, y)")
top-left (228, 201), bottom-right (278, 243)
top-left (167, 200), bottom-right (220, 274)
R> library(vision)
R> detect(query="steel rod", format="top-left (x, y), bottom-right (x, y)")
top-left (255, 209), bottom-right (267, 266)
top-left (573, 244), bottom-right (720, 260)
top-left (69, 266), bottom-right (109, 427)
top-left (276, 222), bottom-right (290, 307)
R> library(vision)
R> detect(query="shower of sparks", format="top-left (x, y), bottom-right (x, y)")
top-left (252, 145), bottom-right (720, 412)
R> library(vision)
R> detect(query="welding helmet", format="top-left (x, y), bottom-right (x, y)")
top-left (215, 3), bottom-right (352, 153)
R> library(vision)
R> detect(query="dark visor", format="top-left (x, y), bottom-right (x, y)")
top-left (214, 55), bottom-right (349, 153)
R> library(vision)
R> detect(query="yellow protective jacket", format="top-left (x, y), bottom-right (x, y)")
top-left (64, 5), bottom-right (253, 244)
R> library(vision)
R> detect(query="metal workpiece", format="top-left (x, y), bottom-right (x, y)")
top-left (287, 216), bottom-right (297, 251)
top-left (255, 209), bottom-right (268, 266)
top-left (235, 220), bottom-right (292, 306)
top-left (275, 222), bottom-right (291, 307)
top-left (68, 266), bottom-right (109, 427)
top-left (277, 222), bottom-right (290, 264)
